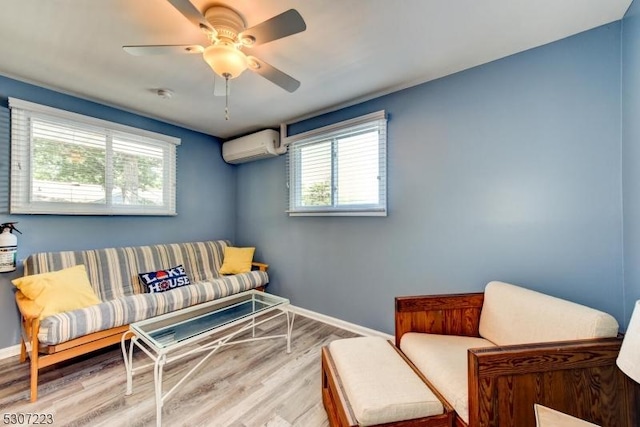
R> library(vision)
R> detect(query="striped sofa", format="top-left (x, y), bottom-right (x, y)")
top-left (15, 240), bottom-right (269, 402)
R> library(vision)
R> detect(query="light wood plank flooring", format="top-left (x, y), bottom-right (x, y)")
top-left (0, 314), bottom-right (360, 426)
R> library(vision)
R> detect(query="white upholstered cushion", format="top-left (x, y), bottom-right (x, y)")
top-left (479, 281), bottom-right (619, 346)
top-left (329, 336), bottom-right (443, 426)
top-left (400, 332), bottom-right (495, 424)
top-left (534, 404), bottom-right (600, 426)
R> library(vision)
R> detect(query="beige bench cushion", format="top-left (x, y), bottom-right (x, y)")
top-left (329, 336), bottom-right (443, 426)
top-left (400, 332), bottom-right (495, 424)
top-left (479, 281), bottom-right (619, 345)
top-left (534, 404), bottom-right (600, 426)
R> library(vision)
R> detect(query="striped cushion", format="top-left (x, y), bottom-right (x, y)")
top-left (23, 241), bottom-right (229, 302)
top-left (38, 270), bottom-right (268, 345)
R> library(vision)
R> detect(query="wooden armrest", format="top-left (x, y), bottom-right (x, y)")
top-left (467, 337), bottom-right (632, 426)
top-left (396, 292), bottom-right (484, 311)
top-left (395, 292), bottom-right (484, 345)
top-left (251, 262), bottom-right (269, 272)
top-left (468, 337), bottom-right (622, 376)
top-left (15, 291), bottom-right (43, 321)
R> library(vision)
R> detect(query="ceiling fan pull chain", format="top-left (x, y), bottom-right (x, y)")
top-left (225, 74), bottom-right (230, 121)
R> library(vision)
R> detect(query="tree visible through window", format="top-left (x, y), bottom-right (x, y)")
top-left (303, 181), bottom-right (331, 206)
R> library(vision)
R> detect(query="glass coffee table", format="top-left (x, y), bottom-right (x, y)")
top-left (120, 290), bottom-right (294, 427)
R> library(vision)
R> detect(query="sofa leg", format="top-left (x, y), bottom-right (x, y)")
top-left (29, 358), bottom-right (38, 402)
top-left (29, 320), bottom-right (39, 402)
top-left (19, 338), bottom-right (27, 363)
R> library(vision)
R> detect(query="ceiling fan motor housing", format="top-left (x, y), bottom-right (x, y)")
top-left (205, 6), bottom-right (246, 42)
top-left (123, 1), bottom-right (305, 93)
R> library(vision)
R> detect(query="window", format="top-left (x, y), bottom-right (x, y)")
top-left (9, 98), bottom-right (179, 215)
top-left (287, 110), bottom-right (387, 216)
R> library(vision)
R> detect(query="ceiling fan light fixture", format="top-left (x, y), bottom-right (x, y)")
top-left (203, 43), bottom-right (248, 79)
top-left (247, 57), bottom-right (261, 70)
top-left (240, 35), bottom-right (256, 47)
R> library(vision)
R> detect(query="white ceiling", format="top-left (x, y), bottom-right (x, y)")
top-left (0, 0), bottom-right (632, 139)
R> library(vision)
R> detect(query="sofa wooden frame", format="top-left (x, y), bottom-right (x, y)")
top-left (395, 292), bottom-right (640, 427)
top-left (16, 262), bottom-right (268, 402)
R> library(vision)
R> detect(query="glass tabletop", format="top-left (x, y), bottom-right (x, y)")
top-left (131, 291), bottom-right (289, 349)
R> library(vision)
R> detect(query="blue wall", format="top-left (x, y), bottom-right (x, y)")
top-left (237, 23), bottom-right (624, 334)
top-left (0, 75), bottom-right (235, 349)
top-left (2, 11), bottom-right (639, 350)
top-left (623, 1), bottom-right (640, 325)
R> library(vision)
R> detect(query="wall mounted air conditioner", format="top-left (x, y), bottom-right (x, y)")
top-left (222, 129), bottom-right (281, 164)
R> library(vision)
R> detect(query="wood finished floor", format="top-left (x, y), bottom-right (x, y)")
top-left (0, 314), bottom-right (360, 427)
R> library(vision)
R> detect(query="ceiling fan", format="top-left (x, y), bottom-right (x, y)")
top-left (123, 0), bottom-right (307, 95)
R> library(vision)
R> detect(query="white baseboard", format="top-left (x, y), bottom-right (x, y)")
top-left (0, 306), bottom-right (392, 360)
top-left (0, 343), bottom-right (21, 360)
top-left (289, 305), bottom-right (394, 340)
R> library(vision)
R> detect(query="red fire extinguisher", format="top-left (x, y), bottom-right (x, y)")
top-left (0, 222), bottom-right (21, 273)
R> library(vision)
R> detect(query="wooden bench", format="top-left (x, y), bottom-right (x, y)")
top-left (321, 336), bottom-right (453, 427)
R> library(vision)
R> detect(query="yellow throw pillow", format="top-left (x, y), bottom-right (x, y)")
top-left (12, 265), bottom-right (101, 320)
top-left (219, 247), bottom-right (255, 275)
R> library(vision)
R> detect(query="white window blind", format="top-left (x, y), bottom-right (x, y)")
top-left (287, 110), bottom-right (387, 216)
top-left (9, 98), bottom-right (180, 215)
top-left (0, 107), bottom-right (9, 213)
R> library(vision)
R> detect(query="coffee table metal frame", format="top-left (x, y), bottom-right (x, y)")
top-left (120, 290), bottom-right (294, 427)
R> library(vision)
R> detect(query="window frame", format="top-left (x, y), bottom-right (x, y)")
top-left (286, 110), bottom-right (387, 217)
top-left (9, 97), bottom-right (180, 216)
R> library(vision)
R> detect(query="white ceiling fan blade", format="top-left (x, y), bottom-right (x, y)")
top-left (247, 56), bottom-right (300, 93)
top-left (123, 45), bottom-right (204, 56)
top-left (239, 9), bottom-right (306, 47)
top-left (167, 0), bottom-right (216, 36)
